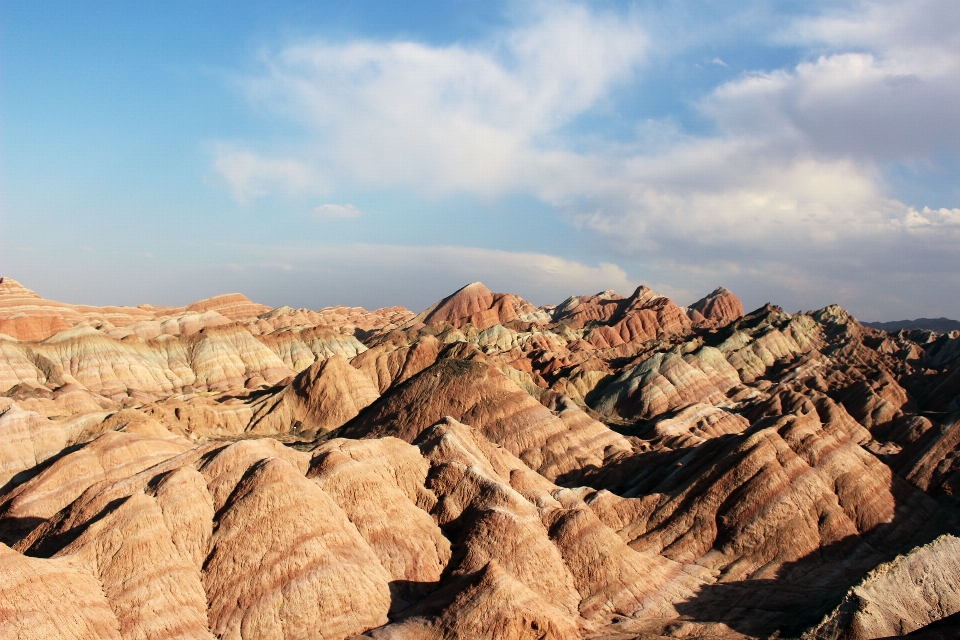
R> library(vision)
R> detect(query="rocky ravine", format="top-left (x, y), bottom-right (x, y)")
top-left (1, 276), bottom-right (959, 640)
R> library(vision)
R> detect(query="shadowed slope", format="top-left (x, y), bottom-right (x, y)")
top-left (341, 354), bottom-right (632, 481)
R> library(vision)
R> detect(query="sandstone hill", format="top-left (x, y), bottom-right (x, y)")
top-left (1, 277), bottom-right (959, 640)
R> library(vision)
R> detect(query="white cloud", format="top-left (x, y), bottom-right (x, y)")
top-left (313, 203), bottom-right (363, 219)
top-left (219, 2), bottom-right (646, 197)
top-left (552, 0), bottom-right (960, 315)
top-left (785, 0), bottom-right (960, 64)
top-left (211, 1), bottom-right (960, 318)
top-left (703, 52), bottom-right (960, 160)
top-left (211, 144), bottom-right (323, 202)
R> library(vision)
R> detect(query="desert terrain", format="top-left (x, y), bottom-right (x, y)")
top-left (1, 275), bottom-right (958, 639)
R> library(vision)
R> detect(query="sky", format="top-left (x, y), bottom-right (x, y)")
top-left (2, 0), bottom-right (959, 320)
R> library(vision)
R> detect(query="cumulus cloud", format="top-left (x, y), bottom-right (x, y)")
top-left (554, 0), bottom-right (960, 315)
top-left (212, 0), bottom-right (960, 318)
top-left (786, 0), bottom-right (960, 61)
top-left (313, 203), bottom-right (364, 219)
top-left (703, 53), bottom-right (960, 160)
top-left (218, 2), bottom-right (646, 197)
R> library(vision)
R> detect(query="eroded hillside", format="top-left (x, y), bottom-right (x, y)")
top-left (1, 276), bottom-right (959, 640)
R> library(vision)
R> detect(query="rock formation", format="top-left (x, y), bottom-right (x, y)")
top-left (808, 535), bottom-right (960, 639)
top-left (404, 281), bottom-right (549, 331)
top-left (690, 286), bottom-right (746, 325)
top-left (1, 277), bottom-right (959, 640)
top-left (248, 355), bottom-right (381, 436)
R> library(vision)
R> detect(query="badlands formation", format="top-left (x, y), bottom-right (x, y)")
top-left (1, 276), bottom-right (959, 639)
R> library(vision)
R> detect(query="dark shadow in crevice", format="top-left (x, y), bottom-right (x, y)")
top-left (893, 610), bottom-right (960, 639)
top-left (671, 484), bottom-right (959, 638)
top-left (382, 571), bottom-right (489, 625)
top-left (554, 408), bottom-right (960, 637)
top-left (0, 515), bottom-right (46, 547)
top-left (208, 458), bottom-right (274, 531)
top-left (24, 495), bottom-right (128, 559)
top-left (385, 578), bottom-right (444, 619)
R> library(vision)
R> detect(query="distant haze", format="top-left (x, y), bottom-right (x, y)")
top-left (862, 318), bottom-right (960, 333)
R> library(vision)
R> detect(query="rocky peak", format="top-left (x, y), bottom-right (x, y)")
top-left (690, 286), bottom-right (745, 325)
top-left (0, 278), bottom-right (40, 299)
top-left (184, 293), bottom-right (271, 320)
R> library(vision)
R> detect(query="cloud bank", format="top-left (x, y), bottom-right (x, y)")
top-left (212, 0), bottom-right (960, 319)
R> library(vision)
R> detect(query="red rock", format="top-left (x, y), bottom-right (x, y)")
top-left (0, 279), bottom-right (957, 639)
top-left (0, 278), bottom-right (80, 341)
top-left (551, 290), bottom-right (624, 327)
top-left (587, 287), bottom-right (692, 349)
top-left (690, 287), bottom-right (745, 325)
top-left (409, 282), bottom-right (544, 331)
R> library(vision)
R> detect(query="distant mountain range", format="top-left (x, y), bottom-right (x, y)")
top-left (863, 317), bottom-right (960, 333)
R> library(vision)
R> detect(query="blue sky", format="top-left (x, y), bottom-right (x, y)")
top-left (2, 0), bottom-right (959, 320)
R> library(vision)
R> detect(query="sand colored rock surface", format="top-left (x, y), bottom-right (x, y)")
top-left (99, 310), bottom-right (234, 341)
top-left (257, 326), bottom-right (368, 372)
top-left (592, 350), bottom-right (730, 420)
top-left (646, 402), bottom-right (750, 448)
top-left (56, 492), bottom-right (215, 640)
top-left (308, 437), bottom-right (451, 595)
top-left (204, 457), bottom-right (392, 639)
top-left (409, 418), bottom-right (714, 626)
top-left (351, 333), bottom-right (443, 393)
top-left (0, 543), bottom-right (122, 640)
top-left (808, 535), bottom-right (960, 639)
top-left (2, 277), bottom-right (960, 639)
top-left (0, 278), bottom-right (410, 400)
top-left (0, 427), bottom-right (190, 527)
top-left (0, 403), bottom-right (113, 487)
top-left (342, 356), bottom-right (632, 481)
top-left (367, 561), bottom-right (583, 639)
top-left (0, 314), bottom-right (73, 343)
top-left (246, 305), bottom-right (413, 337)
top-left (249, 354), bottom-right (380, 436)
top-left (891, 412), bottom-right (960, 499)
top-left (0, 278), bottom-right (85, 341)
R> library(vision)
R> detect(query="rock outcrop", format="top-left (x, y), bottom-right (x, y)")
top-left (341, 355), bottom-right (632, 481)
top-left (690, 286), bottom-right (745, 325)
top-left (405, 282), bottom-right (548, 331)
top-left (1, 277), bottom-right (959, 640)
top-left (808, 535), bottom-right (960, 640)
top-left (249, 355), bottom-right (381, 436)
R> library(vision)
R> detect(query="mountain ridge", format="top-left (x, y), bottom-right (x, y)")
top-left (863, 317), bottom-right (960, 334)
top-left (1, 276), bottom-right (959, 639)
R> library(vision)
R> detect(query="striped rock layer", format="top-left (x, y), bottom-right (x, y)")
top-left (1, 277), bottom-right (960, 639)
